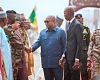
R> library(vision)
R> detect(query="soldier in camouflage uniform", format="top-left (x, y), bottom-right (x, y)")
top-left (75, 14), bottom-right (90, 80)
top-left (87, 29), bottom-right (100, 80)
top-left (4, 11), bottom-right (30, 80)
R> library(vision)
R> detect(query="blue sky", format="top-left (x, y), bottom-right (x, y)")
top-left (0, 0), bottom-right (100, 32)
top-left (0, 0), bottom-right (69, 32)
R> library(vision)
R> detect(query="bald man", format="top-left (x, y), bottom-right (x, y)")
top-left (63, 6), bottom-right (83, 80)
top-left (32, 15), bottom-right (66, 80)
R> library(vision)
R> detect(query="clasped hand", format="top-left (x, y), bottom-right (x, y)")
top-left (25, 47), bottom-right (32, 53)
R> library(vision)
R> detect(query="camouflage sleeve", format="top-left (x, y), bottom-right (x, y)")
top-left (87, 32), bottom-right (94, 61)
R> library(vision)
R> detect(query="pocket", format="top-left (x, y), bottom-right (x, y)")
top-left (41, 37), bottom-right (47, 44)
top-left (53, 52), bottom-right (62, 64)
top-left (52, 37), bottom-right (59, 45)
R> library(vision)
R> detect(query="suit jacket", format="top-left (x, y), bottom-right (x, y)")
top-left (65, 19), bottom-right (83, 61)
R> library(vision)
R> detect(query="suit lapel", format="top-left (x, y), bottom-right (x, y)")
top-left (67, 19), bottom-right (76, 39)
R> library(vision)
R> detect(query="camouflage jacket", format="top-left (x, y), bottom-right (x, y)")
top-left (4, 27), bottom-right (24, 66)
top-left (82, 26), bottom-right (90, 51)
top-left (87, 29), bottom-right (100, 63)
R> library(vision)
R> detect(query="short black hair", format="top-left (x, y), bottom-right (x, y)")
top-left (6, 10), bottom-right (16, 14)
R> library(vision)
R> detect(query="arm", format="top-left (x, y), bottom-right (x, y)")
top-left (75, 24), bottom-right (83, 59)
top-left (32, 33), bottom-right (41, 52)
top-left (87, 40), bottom-right (94, 61)
top-left (61, 30), bottom-right (67, 55)
top-left (59, 30), bottom-right (66, 68)
top-left (73, 24), bottom-right (83, 70)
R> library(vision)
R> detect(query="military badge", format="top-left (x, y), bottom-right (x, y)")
top-left (11, 31), bottom-right (14, 35)
top-left (83, 29), bottom-right (88, 34)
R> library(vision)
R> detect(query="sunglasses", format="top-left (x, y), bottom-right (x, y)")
top-left (44, 20), bottom-right (50, 23)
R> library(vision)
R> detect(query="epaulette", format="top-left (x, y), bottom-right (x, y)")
top-left (84, 26), bottom-right (89, 29)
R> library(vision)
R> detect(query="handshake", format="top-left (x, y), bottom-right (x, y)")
top-left (25, 47), bottom-right (33, 53)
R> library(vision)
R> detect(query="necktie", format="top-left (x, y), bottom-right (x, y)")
top-left (67, 21), bottom-right (70, 30)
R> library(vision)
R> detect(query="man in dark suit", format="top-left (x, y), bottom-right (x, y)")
top-left (63, 6), bottom-right (83, 80)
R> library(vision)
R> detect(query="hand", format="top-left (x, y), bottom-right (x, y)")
top-left (73, 60), bottom-right (80, 70)
top-left (87, 60), bottom-right (92, 80)
top-left (87, 60), bottom-right (91, 68)
top-left (59, 57), bottom-right (64, 69)
top-left (25, 47), bottom-right (32, 53)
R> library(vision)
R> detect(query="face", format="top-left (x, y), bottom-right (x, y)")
top-left (24, 22), bottom-right (31, 30)
top-left (44, 17), bottom-right (54, 29)
top-left (76, 17), bottom-right (83, 24)
top-left (12, 21), bottom-right (20, 30)
top-left (64, 9), bottom-right (70, 21)
top-left (4, 18), bottom-right (8, 26)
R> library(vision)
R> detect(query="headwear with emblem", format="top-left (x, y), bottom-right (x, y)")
top-left (75, 14), bottom-right (82, 18)
top-left (56, 16), bottom-right (63, 22)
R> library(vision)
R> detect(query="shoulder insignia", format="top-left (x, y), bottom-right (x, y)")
top-left (83, 29), bottom-right (88, 34)
top-left (11, 31), bottom-right (14, 35)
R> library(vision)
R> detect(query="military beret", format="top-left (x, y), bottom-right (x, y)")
top-left (6, 10), bottom-right (16, 14)
top-left (56, 16), bottom-right (63, 22)
top-left (15, 17), bottom-right (20, 21)
top-left (0, 11), bottom-right (7, 18)
top-left (75, 14), bottom-right (82, 18)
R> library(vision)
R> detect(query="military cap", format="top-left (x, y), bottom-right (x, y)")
top-left (56, 16), bottom-right (63, 22)
top-left (6, 10), bottom-right (16, 14)
top-left (75, 14), bottom-right (82, 18)
top-left (0, 11), bottom-right (7, 18)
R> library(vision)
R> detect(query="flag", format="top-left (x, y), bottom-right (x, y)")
top-left (69, 0), bottom-right (100, 11)
top-left (29, 6), bottom-right (38, 33)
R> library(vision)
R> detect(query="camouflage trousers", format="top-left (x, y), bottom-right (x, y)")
top-left (91, 51), bottom-right (100, 80)
top-left (12, 62), bottom-right (19, 80)
top-left (91, 60), bottom-right (100, 80)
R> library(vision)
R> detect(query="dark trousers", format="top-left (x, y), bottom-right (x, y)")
top-left (80, 50), bottom-right (88, 80)
top-left (43, 66), bottom-right (63, 80)
top-left (80, 59), bottom-right (88, 80)
top-left (64, 60), bottom-right (80, 80)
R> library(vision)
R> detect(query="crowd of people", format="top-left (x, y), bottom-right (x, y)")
top-left (0, 5), bottom-right (100, 80)
top-left (0, 7), bottom-right (35, 80)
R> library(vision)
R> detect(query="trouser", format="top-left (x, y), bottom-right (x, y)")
top-left (80, 59), bottom-right (88, 80)
top-left (91, 76), bottom-right (100, 80)
top-left (43, 66), bottom-right (63, 80)
top-left (64, 60), bottom-right (80, 80)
